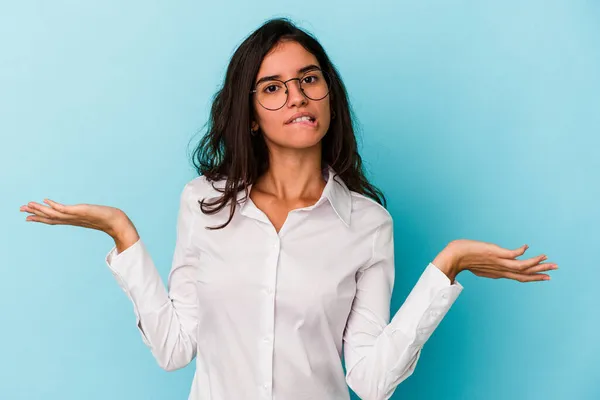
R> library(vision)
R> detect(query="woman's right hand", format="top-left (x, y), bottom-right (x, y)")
top-left (19, 199), bottom-right (136, 243)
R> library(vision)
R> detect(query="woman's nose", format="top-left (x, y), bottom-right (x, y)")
top-left (286, 81), bottom-right (308, 107)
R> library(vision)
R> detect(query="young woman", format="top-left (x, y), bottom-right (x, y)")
top-left (20, 18), bottom-right (556, 400)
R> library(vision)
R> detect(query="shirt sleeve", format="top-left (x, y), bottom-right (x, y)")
top-left (105, 182), bottom-right (200, 371)
top-left (343, 217), bottom-right (463, 400)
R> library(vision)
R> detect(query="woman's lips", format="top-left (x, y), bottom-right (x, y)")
top-left (286, 119), bottom-right (317, 127)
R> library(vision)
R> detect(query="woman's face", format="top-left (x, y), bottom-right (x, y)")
top-left (251, 40), bottom-right (331, 150)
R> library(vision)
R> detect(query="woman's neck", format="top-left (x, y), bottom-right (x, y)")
top-left (254, 147), bottom-right (325, 202)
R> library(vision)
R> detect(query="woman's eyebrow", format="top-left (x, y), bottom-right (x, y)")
top-left (255, 64), bottom-right (321, 86)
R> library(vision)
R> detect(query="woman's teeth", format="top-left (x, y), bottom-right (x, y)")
top-left (290, 116), bottom-right (314, 123)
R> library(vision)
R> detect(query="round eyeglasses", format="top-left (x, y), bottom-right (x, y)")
top-left (250, 69), bottom-right (331, 111)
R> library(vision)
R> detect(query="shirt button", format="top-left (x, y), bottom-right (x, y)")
top-left (430, 310), bottom-right (439, 317)
top-left (263, 336), bottom-right (271, 343)
top-left (442, 292), bottom-right (448, 299)
top-left (265, 288), bottom-right (274, 295)
top-left (263, 383), bottom-right (269, 390)
top-left (418, 329), bottom-right (425, 335)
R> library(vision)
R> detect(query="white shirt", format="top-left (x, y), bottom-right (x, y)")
top-left (105, 165), bottom-right (463, 400)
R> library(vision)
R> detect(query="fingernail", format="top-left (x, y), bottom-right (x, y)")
top-left (544, 276), bottom-right (551, 280)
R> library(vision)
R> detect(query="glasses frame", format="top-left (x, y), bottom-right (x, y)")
top-left (250, 68), bottom-right (331, 111)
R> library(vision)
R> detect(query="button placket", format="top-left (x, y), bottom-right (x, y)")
top-left (262, 383), bottom-right (271, 397)
top-left (260, 235), bottom-right (280, 399)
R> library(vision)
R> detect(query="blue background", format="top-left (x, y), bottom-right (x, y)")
top-left (2, 1), bottom-right (598, 399)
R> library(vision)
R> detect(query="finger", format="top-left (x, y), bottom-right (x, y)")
top-left (26, 213), bottom-right (95, 230)
top-left (465, 258), bottom-right (545, 275)
top-left (522, 262), bottom-right (558, 274)
top-left (494, 243), bottom-right (529, 259)
top-left (472, 267), bottom-right (551, 282)
top-left (495, 253), bottom-right (548, 271)
top-left (21, 203), bottom-right (51, 219)
top-left (25, 215), bottom-right (68, 225)
top-left (498, 270), bottom-right (550, 283)
top-left (44, 198), bottom-right (85, 216)
top-left (44, 199), bottom-right (71, 213)
top-left (27, 202), bottom-right (69, 220)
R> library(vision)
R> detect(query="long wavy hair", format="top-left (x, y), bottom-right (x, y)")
top-left (191, 17), bottom-right (386, 230)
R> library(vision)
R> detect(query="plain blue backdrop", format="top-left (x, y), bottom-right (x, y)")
top-left (2, 1), bottom-right (598, 399)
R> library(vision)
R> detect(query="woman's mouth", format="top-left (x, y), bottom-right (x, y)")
top-left (286, 116), bottom-right (317, 127)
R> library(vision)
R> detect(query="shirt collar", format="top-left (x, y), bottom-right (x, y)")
top-left (320, 165), bottom-right (352, 227)
top-left (224, 165), bottom-right (352, 227)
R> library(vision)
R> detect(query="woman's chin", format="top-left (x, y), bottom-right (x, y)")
top-left (267, 130), bottom-right (325, 150)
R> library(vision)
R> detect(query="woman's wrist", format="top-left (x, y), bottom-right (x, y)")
top-left (433, 242), bottom-right (461, 284)
top-left (113, 226), bottom-right (140, 254)
top-left (107, 211), bottom-right (140, 253)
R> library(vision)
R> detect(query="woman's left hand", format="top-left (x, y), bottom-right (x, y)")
top-left (434, 239), bottom-right (558, 283)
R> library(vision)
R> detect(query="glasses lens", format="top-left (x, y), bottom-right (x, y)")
top-left (256, 81), bottom-right (287, 110)
top-left (300, 70), bottom-right (329, 101)
top-left (254, 70), bottom-right (330, 110)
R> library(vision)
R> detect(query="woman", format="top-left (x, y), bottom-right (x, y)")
top-left (20, 18), bottom-right (556, 400)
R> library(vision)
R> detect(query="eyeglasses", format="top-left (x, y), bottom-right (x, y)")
top-left (250, 69), bottom-right (330, 111)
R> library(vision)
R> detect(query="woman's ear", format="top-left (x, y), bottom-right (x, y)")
top-left (251, 121), bottom-right (259, 131)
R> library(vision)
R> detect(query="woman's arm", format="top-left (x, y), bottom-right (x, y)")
top-left (343, 217), bottom-right (555, 400)
top-left (105, 182), bottom-right (201, 371)
top-left (21, 184), bottom-right (202, 371)
top-left (343, 217), bottom-right (462, 400)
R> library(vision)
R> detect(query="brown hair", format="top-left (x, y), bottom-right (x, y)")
top-left (191, 18), bottom-right (386, 230)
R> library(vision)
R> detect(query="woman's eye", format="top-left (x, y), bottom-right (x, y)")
top-left (264, 84), bottom-right (280, 93)
top-left (303, 76), bottom-right (317, 84)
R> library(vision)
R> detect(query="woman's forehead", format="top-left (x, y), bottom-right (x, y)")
top-left (257, 41), bottom-right (320, 78)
